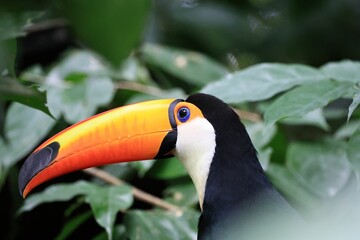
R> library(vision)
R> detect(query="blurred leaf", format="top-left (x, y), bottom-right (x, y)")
top-left (148, 157), bottom-right (188, 180)
top-left (129, 160), bottom-right (155, 177)
top-left (346, 127), bottom-right (360, 172)
top-left (126, 89), bottom-right (187, 104)
top-left (202, 63), bottom-right (327, 103)
top-left (266, 164), bottom-right (319, 208)
top-left (116, 57), bottom-right (151, 83)
top-left (0, 11), bottom-right (43, 40)
top-left (124, 209), bottom-right (199, 240)
top-left (19, 181), bottom-right (95, 213)
top-left (62, 0), bottom-right (150, 66)
top-left (258, 147), bottom-right (272, 170)
top-left (0, 77), bottom-right (50, 114)
top-left (0, 39), bottom-right (16, 76)
top-left (0, 103), bottom-right (55, 188)
top-left (55, 211), bottom-right (92, 240)
top-left (85, 185), bottom-right (133, 240)
top-left (264, 80), bottom-right (353, 126)
top-left (164, 182), bottom-right (198, 207)
top-left (335, 120), bottom-right (360, 139)
top-left (45, 50), bottom-right (115, 123)
top-left (20, 180), bottom-right (133, 240)
top-left (245, 122), bottom-right (277, 149)
top-left (321, 60), bottom-right (360, 83)
top-left (92, 225), bottom-right (126, 240)
top-left (348, 86), bottom-right (360, 121)
top-left (286, 141), bottom-right (351, 198)
top-left (281, 108), bottom-right (329, 130)
top-left (141, 44), bottom-right (227, 87)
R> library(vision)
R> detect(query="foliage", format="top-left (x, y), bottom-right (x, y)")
top-left (1, 0), bottom-right (360, 239)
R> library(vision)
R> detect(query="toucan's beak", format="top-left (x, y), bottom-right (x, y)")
top-left (19, 99), bottom-right (182, 198)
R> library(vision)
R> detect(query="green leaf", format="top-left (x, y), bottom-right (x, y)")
top-left (258, 147), bottom-right (272, 170)
top-left (45, 50), bottom-right (115, 123)
top-left (164, 182), bottom-right (198, 207)
top-left (321, 60), bottom-right (360, 83)
top-left (129, 160), bottom-right (155, 177)
top-left (0, 77), bottom-right (50, 115)
top-left (281, 108), bottom-right (329, 130)
top-left (0, 39), bottom-right (16, 76)
top-left (55, 211), bottom-right (93, 240)
top-left (335, 120), bottom-right (360, 139)
top-left (0, 11), bottom-right (43, 40)
top-left (20, 180), bottom-right (133, 240)
top-left (245, 122), bottom-right (277, 149)
top-left (124, 209), bottom-right (199, 240)
top-left (85, 185), bottom-right (133, 240)
top-left (266, 164), bottom-right (319, 208)
top-left (346, 127), bottom-right (360, 172)
top-left (202, 63), bottom-right (327, 103)
top-left (264, 80), bottom-right (353, 126)
top-left (286, 141), bottom-right (351, 198)
top-left (92, 225), bottom-right (126, 240)
top-left (141, 44), bottom-right (227, 87)
top-left (0, 103), bottom-right (55, 188)
top-left (19, 181), bottom-right (95, 213)
top-left (147, 157), bottom-right (188, 180)
top-left (62, 0), bottom-right (150, 66)
top-left (348, 86), bottom-right (360, 121)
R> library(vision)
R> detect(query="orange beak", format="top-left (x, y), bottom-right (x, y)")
top-left (19, 99), bottom-right (182, 198)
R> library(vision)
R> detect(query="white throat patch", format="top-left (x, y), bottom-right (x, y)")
top-left (174, 117), bottom-right (216, 210)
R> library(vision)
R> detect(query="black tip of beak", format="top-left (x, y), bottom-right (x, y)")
top-left (155, 131), bottom-right (177, 159)
top-left (18, 142), bottom-right (60, 196)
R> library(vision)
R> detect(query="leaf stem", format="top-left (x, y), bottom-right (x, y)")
top-left (83, 167), bottom-right (183, 216)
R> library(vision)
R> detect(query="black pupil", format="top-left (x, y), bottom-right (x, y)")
top-left (179, 108), bottom-right (188, 118)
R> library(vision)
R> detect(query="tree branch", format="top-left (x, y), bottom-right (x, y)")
top-left (233, 108), bottom-right (262, 122)
top-left (83, 167), bottom-right (183, 216)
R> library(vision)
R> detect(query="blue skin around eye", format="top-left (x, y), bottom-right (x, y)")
top-left (178, 107), bottom-right (190, 122)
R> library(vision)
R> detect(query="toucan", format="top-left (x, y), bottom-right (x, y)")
top-left (18, 93), bottom-right (294, 239)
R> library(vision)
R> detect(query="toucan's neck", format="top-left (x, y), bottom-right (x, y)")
top-left (203, 123), bottom-right (273, 211)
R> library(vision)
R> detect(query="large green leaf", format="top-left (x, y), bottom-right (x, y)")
top-left (45, 50), bottom-right (115, 123)
top-left (346, 127), bottom-right (360, 172)
top-left (321, 60), bottom-right (360, 83)
top-left (20, 180), bottom-right (133, 240)
top-left (19, 181), bottom-right (96, 213)
top-left (281, 108), bottom-right (329, 130)
top-left (0, 103), bottom-right (55, 188)
top-left (286, 141), bottom-right (351, 198)
top-left (85, 185), bottom-right (133, 240)
top-left (62, 0), bottom-right (150, 66)
top-left (266, 164), bottom-right (319, 208)
top-left (124, 210), bottom-right (199, 240)
top-left (141, 44), bottom-right (227, 87)
top-left (202, 63), bottom-right (327, 103)
top-left (264, 80), bottom-right (353, 126)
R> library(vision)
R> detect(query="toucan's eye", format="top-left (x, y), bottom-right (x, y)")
top-left (177, 107), bottom-right (190, 122)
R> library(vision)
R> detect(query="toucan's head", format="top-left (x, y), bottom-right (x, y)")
top-left (18, 93), bottom-right (247, 209)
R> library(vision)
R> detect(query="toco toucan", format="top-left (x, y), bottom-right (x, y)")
top-left (18, 93), bottom-right (294, 239)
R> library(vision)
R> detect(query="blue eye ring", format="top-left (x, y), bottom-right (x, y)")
top-left (177, 107), bottom-right (190, 122)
